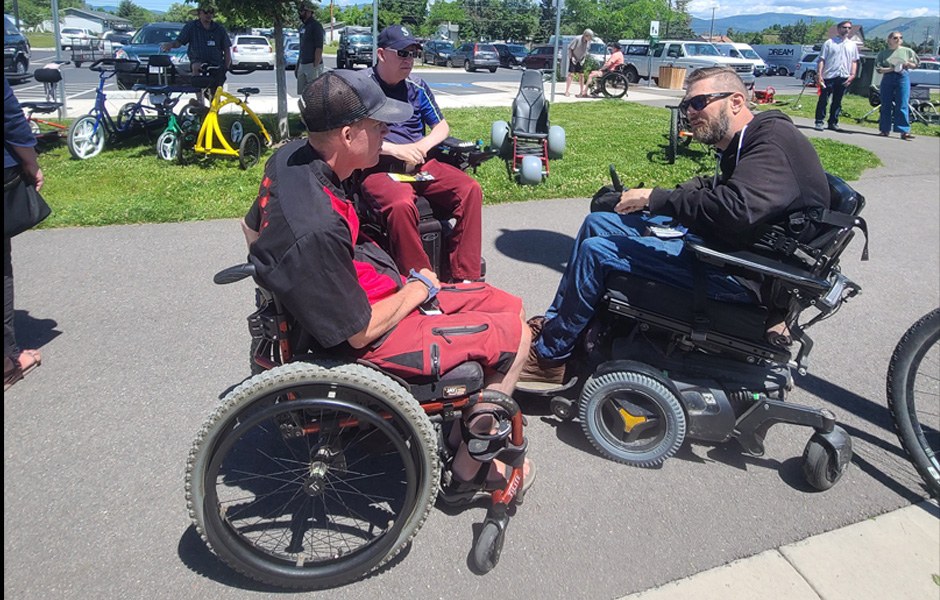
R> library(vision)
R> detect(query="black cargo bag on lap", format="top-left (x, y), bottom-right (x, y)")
top-left (4, 168), bottom-right (51, 238)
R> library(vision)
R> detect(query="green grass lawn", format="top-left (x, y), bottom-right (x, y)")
top-left (34, 101), bottom-right (881, 229)
top-left (755, 90), bottom-right (940, 137)
top-left (26, 32), bottom-right (56, 48)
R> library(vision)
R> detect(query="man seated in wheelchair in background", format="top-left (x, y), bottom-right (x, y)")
top-left (361, 24), bottom-right (484, 283)
top-left (242, 69), bottom-right (533, 492)
top-left (521, 67), bottom-right (831, 385)
top-left (585, 42), bottom-right (624, 95)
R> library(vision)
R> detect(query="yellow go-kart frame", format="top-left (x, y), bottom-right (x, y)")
top-left (180, 84), bottom-right (272, 169)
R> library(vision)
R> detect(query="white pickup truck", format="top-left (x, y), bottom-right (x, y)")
top-left (619, 40), bottom-right (755, 86)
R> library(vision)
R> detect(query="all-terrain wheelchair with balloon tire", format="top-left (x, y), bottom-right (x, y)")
top-left (186, 263), bottom-right (529, 589)
top-left (490, 69), bottom-right (566, 185)
top-left (522, 168), bottom-right (868, 491)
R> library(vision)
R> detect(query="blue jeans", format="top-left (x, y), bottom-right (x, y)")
top-left (535, 212), bottom-right (755, 361)
top-left (879, 72), bottom-right (911, 134)
top-left (815, 76), bottom-right (849, 126)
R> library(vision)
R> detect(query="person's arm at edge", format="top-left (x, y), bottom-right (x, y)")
top-left (347, 269), bottom-right (439, 348)
top-left (10, 145), bottom-right (43, 191)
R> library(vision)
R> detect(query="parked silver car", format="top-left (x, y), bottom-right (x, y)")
top-left (450, 42), bottom-right (499, 72)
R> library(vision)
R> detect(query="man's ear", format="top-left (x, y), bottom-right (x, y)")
top-left (339, 125), bottom-right (354, 148)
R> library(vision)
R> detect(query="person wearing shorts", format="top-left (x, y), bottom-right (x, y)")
top-left (567, 29), bottom-right (593, 97)
top-left (243, 69), bottom-right (533, 487)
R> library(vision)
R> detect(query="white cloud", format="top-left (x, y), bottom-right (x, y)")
top-left (688, 1), bottom-right (939, 20)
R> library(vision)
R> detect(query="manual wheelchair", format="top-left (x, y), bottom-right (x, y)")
top-left (522, 168), bottom-right (869, 491)
top-left (186, 262), bottom-right (529, 589)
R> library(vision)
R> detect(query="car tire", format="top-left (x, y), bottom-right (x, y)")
top-left (14, 57), bottom-right (28, 75)
top-left (776, 66), bottom-right (789, 77)
top-left (446, 58), bottom-right (453, 68)
top-left (489, 67), bottom-right (497, 73)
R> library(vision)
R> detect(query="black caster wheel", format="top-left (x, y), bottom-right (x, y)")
top-left (802, 426), bottom-right (852, 491)
top-left (472, 520), bottom-right (505, 573)
top-left (550, 396), bottom-right (575, 421)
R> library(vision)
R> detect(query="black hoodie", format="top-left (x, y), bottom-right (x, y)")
top-left (648, 110), bottom-right (830, 248)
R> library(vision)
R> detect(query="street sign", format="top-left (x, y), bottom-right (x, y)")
top-left (650, 21), bottom-right (660, 38)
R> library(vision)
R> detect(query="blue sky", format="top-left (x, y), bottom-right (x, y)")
top-left (130, 1), bottom-right (939, 22)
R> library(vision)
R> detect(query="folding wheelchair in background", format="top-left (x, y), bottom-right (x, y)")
top-left (520, 170), bottom-right (869, 491)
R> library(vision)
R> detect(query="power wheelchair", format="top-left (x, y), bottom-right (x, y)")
top-left (354, 137), bottom-right (496, 283)
top-left (526, 168), bottom-right (869, 491)
top-left (186, 262), bottom-right (529, 589)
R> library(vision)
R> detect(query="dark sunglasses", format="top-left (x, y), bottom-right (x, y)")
top-left (891, 36), bottom-right (903, 40)
top-left (394, 49), bottom-right (421, 59)
top-left (678, 92), bottom-right (734, 114)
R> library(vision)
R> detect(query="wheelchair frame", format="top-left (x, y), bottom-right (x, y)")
top-left (530, 172), bottom-right (868, 491)
top-left (186, 262), bottom-right (527, 589)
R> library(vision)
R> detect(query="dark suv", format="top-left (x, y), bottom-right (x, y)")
top-left (422, 40), bottom-right (455, 66)
top-left (114, 22), bottom-right (189, 89)
top-left (492, 43), bottom-right (527, 69)
top-left (4, 15), bottom-right (30, 76)
top-left (451, 43), bottom-right (499, 72)
top-left (336, 26), bottom-right (373, 69)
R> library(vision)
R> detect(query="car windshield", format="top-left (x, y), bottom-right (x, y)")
top-left (508, 45), bottom-right (525, 54)
top-left (477, 44), bottom-right (496, 52)
top-left (589, 43), bottom-right (606, 53)
top-left (437, 42), bottom-right (454, 51)
top-left (685, 43), bottom-right (721, 56)
top-left (238, 37), bottom-right (268, 45)
top-left (740, 48), bottom-right (760, 59)
top-left (349, 35), bottom-right (372, 44)
top-left (287, 43), bottom-right (300, 51)
top-left (132, 27), bottom-right (181, 45)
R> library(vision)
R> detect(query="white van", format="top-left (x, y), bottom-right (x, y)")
top-left (714, 42), bottom-right (768, 76)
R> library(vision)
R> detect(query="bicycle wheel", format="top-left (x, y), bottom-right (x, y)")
top-left (238, 132), bottom-right (261, 170)
top-left (601, 73), bottom-right (629, 99)
top-left (187, 361), bottom-right (440, 589)
top-left (67, 115), bottom-right (105, 160)
top-left (156, 129), bottom-right (180, 161)
top-left (887, 308), bottom-right (940, 498)
top-left (117, 102), bottom-right (140, 130)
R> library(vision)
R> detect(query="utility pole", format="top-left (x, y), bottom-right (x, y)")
top-left (709, 7), bottom-right (716, 41)
top-left (330, 1), bottom-right (333, 39)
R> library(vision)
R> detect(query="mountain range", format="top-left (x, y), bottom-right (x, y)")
top-left (690, 12), bottom-right (939, 43)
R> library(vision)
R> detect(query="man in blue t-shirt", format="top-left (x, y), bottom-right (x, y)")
top-left (361, 24), bottom-right (483, 283)
top-left (161, 1), bottom-right (231, 82)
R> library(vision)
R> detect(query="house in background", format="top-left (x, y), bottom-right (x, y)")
top-left (40, 7), bottom-right (132, 34)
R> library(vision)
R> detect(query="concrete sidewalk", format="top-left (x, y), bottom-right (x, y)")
top-left (619, 500), bottom-right (940, 600)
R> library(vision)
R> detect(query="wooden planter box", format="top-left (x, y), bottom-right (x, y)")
top-left (658, 66), bottom-right (687, 90)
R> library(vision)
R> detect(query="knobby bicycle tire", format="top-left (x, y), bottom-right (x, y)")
top-left (886, 308), bottom-right (940, 498)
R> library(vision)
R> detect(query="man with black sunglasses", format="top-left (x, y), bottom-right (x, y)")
top-left (521, 67), bottom-right (830, 385)
top-left (361, 24), bottom-right (484, 284)
top-left (813, 20), bottom-right (859, 132)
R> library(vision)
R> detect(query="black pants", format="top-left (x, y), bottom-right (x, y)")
top-left (815, 76), bottom-right (849, 126)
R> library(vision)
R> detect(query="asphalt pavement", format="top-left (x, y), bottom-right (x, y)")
top-left (3, 79), bottom-right (939, 600)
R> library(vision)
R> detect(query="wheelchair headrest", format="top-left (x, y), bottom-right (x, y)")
top-left (520, 69), bottom-right (543, 90)
top-left (826, 172), bottom-right (865, 216)
top-left (34, 68), bottom-right (63, 84)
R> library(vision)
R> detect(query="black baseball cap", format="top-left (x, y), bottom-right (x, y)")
top-left (378, 24), bottom-right (421, 51)
top-left (301, 69), bottom-right (413, 132)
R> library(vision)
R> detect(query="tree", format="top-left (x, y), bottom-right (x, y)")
top-left (214, 0), bottom-right (296, 141)
top-left (163, 3), bottom-right (196, 24)
top-left (748, 32), bottom-right (763, 45)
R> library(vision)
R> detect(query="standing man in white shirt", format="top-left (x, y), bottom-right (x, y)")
top-left (814, 20), bottom-right (859, 132)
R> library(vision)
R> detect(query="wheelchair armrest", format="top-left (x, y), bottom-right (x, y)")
top-left (439, 136), bottom-right (477, 150)
top-left (685, 237), bottom-right (830, 295)
top-left (214, 263), bottom-right (256, 285)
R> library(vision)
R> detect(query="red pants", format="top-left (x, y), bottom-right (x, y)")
top-left (361, 159), bottom-right (483, 281)
top-left (353, 283), bottom-right (522, 379)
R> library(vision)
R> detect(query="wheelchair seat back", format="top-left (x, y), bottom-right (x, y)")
top-left (512, 70), bottom-right (549, 137)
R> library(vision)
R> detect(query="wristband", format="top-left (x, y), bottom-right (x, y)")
top-left (407, 269), bottom-right (439, 301)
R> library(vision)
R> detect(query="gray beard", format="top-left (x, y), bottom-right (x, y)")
top-left (693, 108), bottom-right (731, 146)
